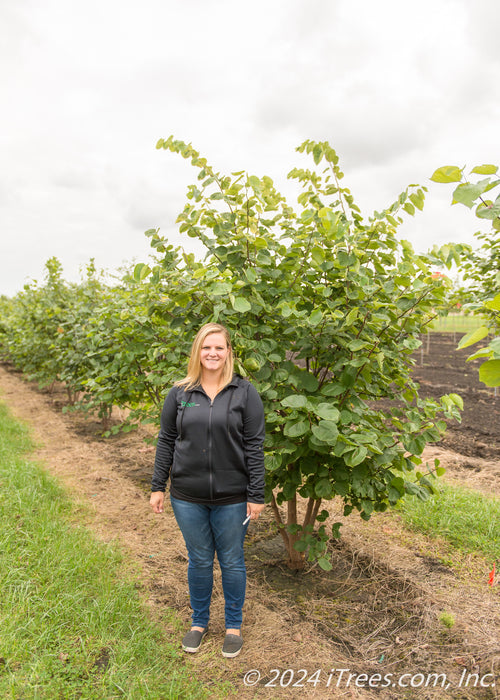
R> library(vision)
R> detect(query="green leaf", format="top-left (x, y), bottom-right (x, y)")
top-left (452, 180), bottom-right (491, 209)
top-left (447, 393), bottom-right (464, 411)
top-left (316, 509), bottom-right (330, 523)
top-left (471, 164), bottom-right (498, 175)
top-left (457, 326), bottom-right (489, 349)
top-left (133, 263), bottom-right (151, 282)
top-left (230, 296), bottom-right (251, 313)
top-left (361, 499), bottom-right (374, 517)
top-left (389, 476), bottom-right (405, 499)
top-left (404, 434), bottom-right (426, 455)
top-left (387, 214), bottom-right (401, 226)
top-left (279, 302), bottom-right (293, 318)
top-left (331, 522), bottom-right (342, 538)
top-left (274, 368), bottom-right (289, 383)
top-left (321, 383), bottom-right (344, 397)
top-left (309, 309), bottom-right (323, 326)
top-left (254, 236), bottom-right (268, 249)
top-left (293, 371), bottom-right (319, 392)
top-left (243, 357), bottom-right (262, 372)
top-left (409, 192), bottom-right (424, 211)
top-left (244, 267), bottom-right (258, 284)
top-left (265, 453), bottom-right (282, 471)
top-left (284, 420), bottom-right (310, 438)
top-left (247, 175), bottom-right (261, 191)
top-left (430, 166), bottom-right (463, 183)
top-left (479, 359), bottom-right (500, 387)
top-left (476, 200), bottom-right (500, 220)
top-left (344, 307), bottom-right (358, 326)
top-left (344, 445), bottom-right (368, 467)
top-left (315, 478), bottom-right (334, 499)
top-left (311, 247), bottom-right (325, 265)
top-left (348, 339), bottom-right (368, 352)
top-left (466, 347), bottom-right (492, 362)
top-left (489, 337), bottom-right (500, 356)
top-left (339, 368), bottom-right (356, 388)
top-left (313, 403), bottom-right (340, 422)
top-left (405, 482), bottom-right (424, 497)
top-left (318, 557), bottom-right (333, 571)
top-left (281, 395), bottom-right (308, 409)
top-left (212, 281), bottom-right (232, 295)
top-left (311, 420), bottom-right (339, 444)
top-left (484, 293), bottom-right (500, 311)
top-left (337, 250), bottom-right (356, 267)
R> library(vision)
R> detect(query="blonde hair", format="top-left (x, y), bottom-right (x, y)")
top-left (175, 323), bottom-right (234, 391)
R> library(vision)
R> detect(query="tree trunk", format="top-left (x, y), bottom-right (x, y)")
top-left (271, 493), bottom-right (290, 552)
top-left (66, 387), bottom-right (80, 405)
top-left (270, 493), bottom-right (324, 570)
top-left (286, 496), bottom-right (305, 569)
top-left (100, 403), bottom-right (113, 431)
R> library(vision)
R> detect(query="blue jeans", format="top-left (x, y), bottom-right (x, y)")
top-left (170, 496), bottom-right (249, 629)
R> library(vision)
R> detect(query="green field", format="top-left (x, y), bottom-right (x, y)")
top-left (0, 401), bottom-right (216, 700)
top-left (430, 313), bottom-right (484, 334)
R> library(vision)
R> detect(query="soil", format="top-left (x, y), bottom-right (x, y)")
top-left (0, 333), bottom-right (499, 699)
top-left (414, 332), bottom-right (500, 463)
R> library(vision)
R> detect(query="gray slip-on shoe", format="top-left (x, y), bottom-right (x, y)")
top-left (182, 627), bottom-right (208, 653)
top-left (222, 633), bottom-right (243, 658)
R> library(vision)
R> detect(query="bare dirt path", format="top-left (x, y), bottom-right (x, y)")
top-left (1, 364), bottom-right (499, 699)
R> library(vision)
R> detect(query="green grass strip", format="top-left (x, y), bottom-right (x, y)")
top-left (398, 481), bottom-right (500, 561)
top-left (429, 314), bottom-right (485, 334)
top-left (0, 400), bottom-right (213, 699)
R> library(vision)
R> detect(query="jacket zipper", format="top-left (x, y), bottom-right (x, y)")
top-left (208, 397), bottom-right (214, 500)
top-left (199, 384), bottom-right (232, 500)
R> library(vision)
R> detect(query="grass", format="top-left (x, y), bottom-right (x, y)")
top-left (429, 313), bottom-right (485, 334)
top-left (397, 481), bottom-right (500, 563)
top-left (0, 400), bottom-right (216, 700)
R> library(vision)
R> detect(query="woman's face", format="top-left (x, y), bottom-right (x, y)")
top-left (199, 332), bottom-right (229, 374)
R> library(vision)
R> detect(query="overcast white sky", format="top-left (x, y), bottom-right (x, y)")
top-left (1, 0), bottom-right (499, 296)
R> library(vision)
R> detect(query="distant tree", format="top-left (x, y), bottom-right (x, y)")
top-left (1, 257), bottom-right (70, 388)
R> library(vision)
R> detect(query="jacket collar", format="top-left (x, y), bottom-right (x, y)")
top-left (188, 374), bottom-right (240, 394)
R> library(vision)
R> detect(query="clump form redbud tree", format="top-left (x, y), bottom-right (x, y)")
top-left (138, 137), bottom-right (462, 570)
top-left (431, 164), bottom-right (500, 387)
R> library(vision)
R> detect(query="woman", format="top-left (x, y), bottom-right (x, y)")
top-left (150, 322), bottom-right (265, 658)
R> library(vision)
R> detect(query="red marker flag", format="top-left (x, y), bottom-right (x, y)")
top-left (488, 563), bottom-right (496, 586)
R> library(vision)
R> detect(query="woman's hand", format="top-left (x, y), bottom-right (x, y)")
top-left (150, 491), bottom-right (165, 513)
top-left (246, 502), bottom-right (265, 521)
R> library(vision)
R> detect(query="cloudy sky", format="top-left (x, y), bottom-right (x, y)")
top-left (1, 0), bottom-right (499, 296)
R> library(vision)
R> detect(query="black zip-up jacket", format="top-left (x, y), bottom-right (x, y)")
top-left (151, 375), bottom-right (265, 503)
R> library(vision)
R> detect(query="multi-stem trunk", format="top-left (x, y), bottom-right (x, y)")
top-left (271, 492), bottom-right (322, 570)
top-left (99, 402), bottom-right (113, 431)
